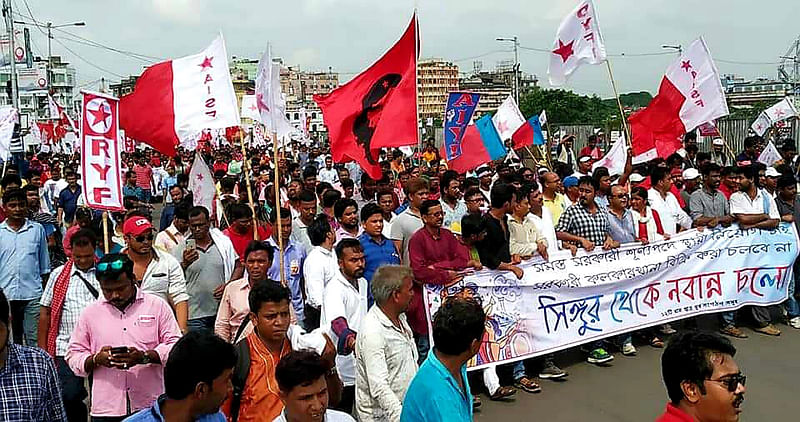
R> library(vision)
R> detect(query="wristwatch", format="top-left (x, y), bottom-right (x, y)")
top-left (141, 351), bottom-right (152, 365)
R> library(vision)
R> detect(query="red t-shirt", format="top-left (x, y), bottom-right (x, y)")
top-left (223, 226), bottom-right (271, 261)
top-left (133, 164), bottom-right (153, 190)
top-left (213, 161), bottom-right (228, 174)
top-left (718, 183), bottom-right (733, 200)
top-left (655, 403), bottom-right (695, 422)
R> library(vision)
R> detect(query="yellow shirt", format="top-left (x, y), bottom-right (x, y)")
top-left (543, 193), bottom-right (567, 226)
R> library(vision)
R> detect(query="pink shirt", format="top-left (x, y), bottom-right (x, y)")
top-left (215, 277), bottom-right (253, 343)
top-left (66, 288), bottom-right (181, 417)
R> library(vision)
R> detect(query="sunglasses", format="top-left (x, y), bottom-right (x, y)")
top-left (97, 259), bottom-right (126, 273)
top-left (707, 373), bottom-right (746, 392)
top-left (135, 234), bottom-right (154, 243)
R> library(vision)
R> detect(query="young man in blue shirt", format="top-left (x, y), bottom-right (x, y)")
top-left (358, 203), bottom-right (400, 307)
top-left (401, 296), bottom-right (486, 422)
top-left (124, 331), bottom-right (236, 421)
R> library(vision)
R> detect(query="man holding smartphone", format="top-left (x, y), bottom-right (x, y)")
top-left (66, 253), bottom-right (182, 421)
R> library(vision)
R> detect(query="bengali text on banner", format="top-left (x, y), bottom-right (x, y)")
top-left (424, 223), bottom-right (798, 370)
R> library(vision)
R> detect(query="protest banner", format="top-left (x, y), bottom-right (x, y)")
top-left (80, 90), bottom-right (124, 211)
top-left (424, 223), bottom-right (798, 371)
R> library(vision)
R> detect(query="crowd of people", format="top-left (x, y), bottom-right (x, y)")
top-left (0, 130), bottom-right (792, 421)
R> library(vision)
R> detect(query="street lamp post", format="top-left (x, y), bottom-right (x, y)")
top-left (661, 44), bottom-right (683, 57)
top-left (496, 36), bottom-right (520, 103)
top-left (14, 20), bottom-right (85, 89)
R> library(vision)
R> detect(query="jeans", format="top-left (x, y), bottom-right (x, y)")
top-left (187, 316), bottom-right (216, 332)
top-left (10, 298), bottom-right (40, 346)
top-left (720, 311), bottom-right (737, 327)
top-left (141, 189), bottom-right (152, 204)
top-left (56, 357), bottom-right (88, 422)
top-left (414, 334), bottom-right (430, 366)
top-left (785, 264), bottom-right (800, 319)
top-left (512, 361), bottom-right (526, 381)
top-left (91, 417), bottom-right (129, 422)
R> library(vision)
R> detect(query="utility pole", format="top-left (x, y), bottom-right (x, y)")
top-left (497, 36), bottom-right (520, 103)
top-left (2, 0), bottom-right (19, 109)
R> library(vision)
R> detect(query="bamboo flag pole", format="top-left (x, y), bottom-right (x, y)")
top-left (271, 132), bottom-right (286, 286)
top-left (544, 118), bottom-right (555, 169)
top-left (605, 60), bottom-right (632, 149)
top-left (715, 123), bottom-right (737, 164)
top-left (102, 211), bottom-right (110, 254)
top-left (239, 131), bottom-right (259, 241)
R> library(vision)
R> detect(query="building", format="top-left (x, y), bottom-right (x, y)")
top-left (0, 55), bottom-right (77, 120)
top-left (722, 74), bottom-right (793, 107)
top-left (109, 75), bottom-right (139, 98)
top-left (458, 61), bottom-right (538, 117)
top-left (417, 58), bottom-right (459, 123)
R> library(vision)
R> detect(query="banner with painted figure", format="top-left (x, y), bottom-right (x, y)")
top-left (424, 224), bottom-right (798, 370)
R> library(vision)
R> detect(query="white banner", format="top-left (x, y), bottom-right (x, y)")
top-left (424, 224), bottom-right (798, 370)
top-left (80, 91), bottom-right (124, 211)
top-left (758, 141), bottom-right (781, 167)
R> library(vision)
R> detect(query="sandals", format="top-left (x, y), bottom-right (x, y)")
top-left (650, 337), bottom-right (665, 348)
top-left (514, 376), bottom-right (542, 394)
top-left (473, 395), bottom-right (482, 409)
top-left (489, 385), bottom-right (517, 400)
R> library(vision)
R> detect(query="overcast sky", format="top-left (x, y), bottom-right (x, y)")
top-left (22, 0), bottom-right (799, 97)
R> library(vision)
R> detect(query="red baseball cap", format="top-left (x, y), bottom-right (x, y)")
top-left (123, 216), bottom-right (153, 237)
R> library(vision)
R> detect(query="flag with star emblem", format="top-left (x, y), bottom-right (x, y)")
top-left (120, 34), bottom-right (240, 156)
top-left (548, 0), bottom-right (607, 86)
top-left (750, 112), bottom-right (771, 137)
top-left (188, 154), bottom-right (216, 214)
top-left (80, 91), bottom-right (125, 211)
top-left (629, 37), bottom-right (728, 164)
top-left (754, 98), bottom-right (799, 136)
top-left (255, 46), bottom-right (294, 140)
top-left (313, 13), bottom-right (419, 179)
top-left (241, 95), bottom-right (260, 121)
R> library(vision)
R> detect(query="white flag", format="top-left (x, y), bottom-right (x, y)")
top-left (47, 95), bottom-right (60, 119)
top-left (592, 134), bottom-right (627, 176)
top-left (548, 0), bottom-right (607, 86)
top-left (0, 107), bottom-right (17, 160)
top-left (763, 98), bottom-right (798, 124)
top-left (255, 46), bottom-right (293, 139)
top-left (241, 95), bottom-right (260, 121)
top-left (188, 155), bottom-right (216, 214)
top-left (492, 96), bottom-right (525, 141)
top-left (757, 141), bottom-right (781, 167)
top-left (539, 110), bottom-right (548, 127)
top-left (751, 112), bottom-right (771, 136)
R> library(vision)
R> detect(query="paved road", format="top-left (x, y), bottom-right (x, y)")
top-left (474, 321), bottom-right (800, 421)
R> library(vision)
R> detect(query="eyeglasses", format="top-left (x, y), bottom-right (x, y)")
top-left (707, 373), bottom-right (746, 392)
top-left (134, 234), bottom-right (154, 243)
top-left (97, 259), bottom-right (126, 273)
top-left (465, 197), bottom-right (484, 203)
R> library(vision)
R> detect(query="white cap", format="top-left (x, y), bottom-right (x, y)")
top-left (682, 168), bottom-right (700, 180)
top-left (629, 173), bottom-right (645, 183)
top-left (712, 138), bottom-right (725, 146)
top-left (578, 155), bottom-right (593, 163)
top-left (765, 167), bottom-right (781, 178)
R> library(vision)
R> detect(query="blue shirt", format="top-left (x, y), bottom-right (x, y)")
top-left (0, 219), bottom-right (50, 300)
top-left (124, 185), bottom-right (145, 201)
top-left (123, 395), bottom-right (226, 422)
top-left (401, 350), bottom-right (472, 422)
top-left (607, 208), bottom-right (637, 244)
top-left (0, 344), bottom-right (66, 421)
top-left (57, 185), bottom-right (82, 223)
top-left (159, 204), bottom-right (175, 232)
top-left (266, 237), bottom-right (307, 322)
top-left (358, 232), bottom-right (400, 307)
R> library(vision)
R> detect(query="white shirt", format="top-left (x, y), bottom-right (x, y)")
top-left (291, 217), bottom-right (313, 254)
top-left (527, 207), bottom-right (558, 253)
top-left (303, 246), bottom-right (338, 309)
top-left (273, 409), bottom-right (355, 422)
top-left (154, 223), bottom-right (187, 255)
top-left (730, 189), bottom-right (780, 219)
top-left (321, 270), bottom-right (368, 387)
top-left (647, 188), bottom-right (692, 235)
top-left (138, 247), bottom-right (189, 305)
top-left (319, 167), bottom-right (338, 184)
top-left (40, 264), bottom-right (100, 356)
top-left (382, 217), bottom-right (394, 239)
top-left (355, 307), bottom-right (417, 422)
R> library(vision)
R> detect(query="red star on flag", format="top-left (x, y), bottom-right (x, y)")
top-left (775, 109), bottom-right (786, 117)
top-left (552, 40), bottom-right (575, 63)
top-left (89, 105), bottom-right (110, 126)
top-left (496, 120), bottom-right (510, 134)
top-left (256, 93), bottom-right (270, 113)
top-left (196, 174), bottom-right (204, 181)
top-left (198, 56), bottom-right (214, 70)
top-left (680, 60), bottom-right (692, 72)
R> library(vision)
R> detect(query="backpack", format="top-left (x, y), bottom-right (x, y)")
top-left (230, 321), bottom-right (252, 421)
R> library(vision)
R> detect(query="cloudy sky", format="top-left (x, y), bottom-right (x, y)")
top-left (21, 0), bottom-right (799, 97)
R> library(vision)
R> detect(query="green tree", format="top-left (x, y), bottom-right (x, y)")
top-left (518, 87), bottom-right (617, 125)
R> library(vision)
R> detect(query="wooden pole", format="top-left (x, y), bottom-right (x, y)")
top-left (271, 132), bottom-right (286, 286)
top-left (102, 211), bottom-right (110, 254)
top-left (544, 119), bottom-right (554, 169)
top-left (605, 60), bottom-right (632, 148)
top-left (239, 132), bottom-right (259, 241)
top-left (715, 124), bottom-right (737, 164)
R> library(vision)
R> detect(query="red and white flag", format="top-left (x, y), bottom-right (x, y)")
top-left (750, 112), bottom-right (771, 137)
top-left (629, 37), bottom-right (728, 164)
top-left (697, 121), bottom-right (721, 137)
top-left (255, 46), bottom-right (294, 139)
top-left (120, 35), bottom-right (240, 156)
top-left (753, 97), bottom-right (799, 136)
top-left (241, 95), bottom-right (260, 121)
top-left (80, 91), bottom-right (124, 211)
top-left (188, 155), bottom-right (216, 214)
top-left (592, 133), bottom-right (627, 176)
top-left (548, 0), bottom-right (607, 86)
top-left (492, 96), bottom-right (525, 141)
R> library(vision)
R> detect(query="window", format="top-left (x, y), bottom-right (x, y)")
top-left (311, 112), bottom-right (317, 119)
top-left (312, 124), bottom-right (317, 132)
top-left (294, 112), bottom-right (299, 120)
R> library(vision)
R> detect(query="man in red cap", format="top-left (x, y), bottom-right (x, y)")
top-left (123, 215), bottom-right (189, 333)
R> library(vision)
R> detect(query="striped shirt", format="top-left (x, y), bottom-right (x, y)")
top-left (40, 264), bottom-right (100, 357)
top-left (133, 164), bottom-right (153, 190)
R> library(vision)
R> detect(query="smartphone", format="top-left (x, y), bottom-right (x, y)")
top-left (110, 346), bottom-right (128, 355)
top-left (186, 239), bottom-right (196, 250)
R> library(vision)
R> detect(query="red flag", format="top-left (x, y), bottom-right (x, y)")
top-left (314, 14), bottom-right (419, 179)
